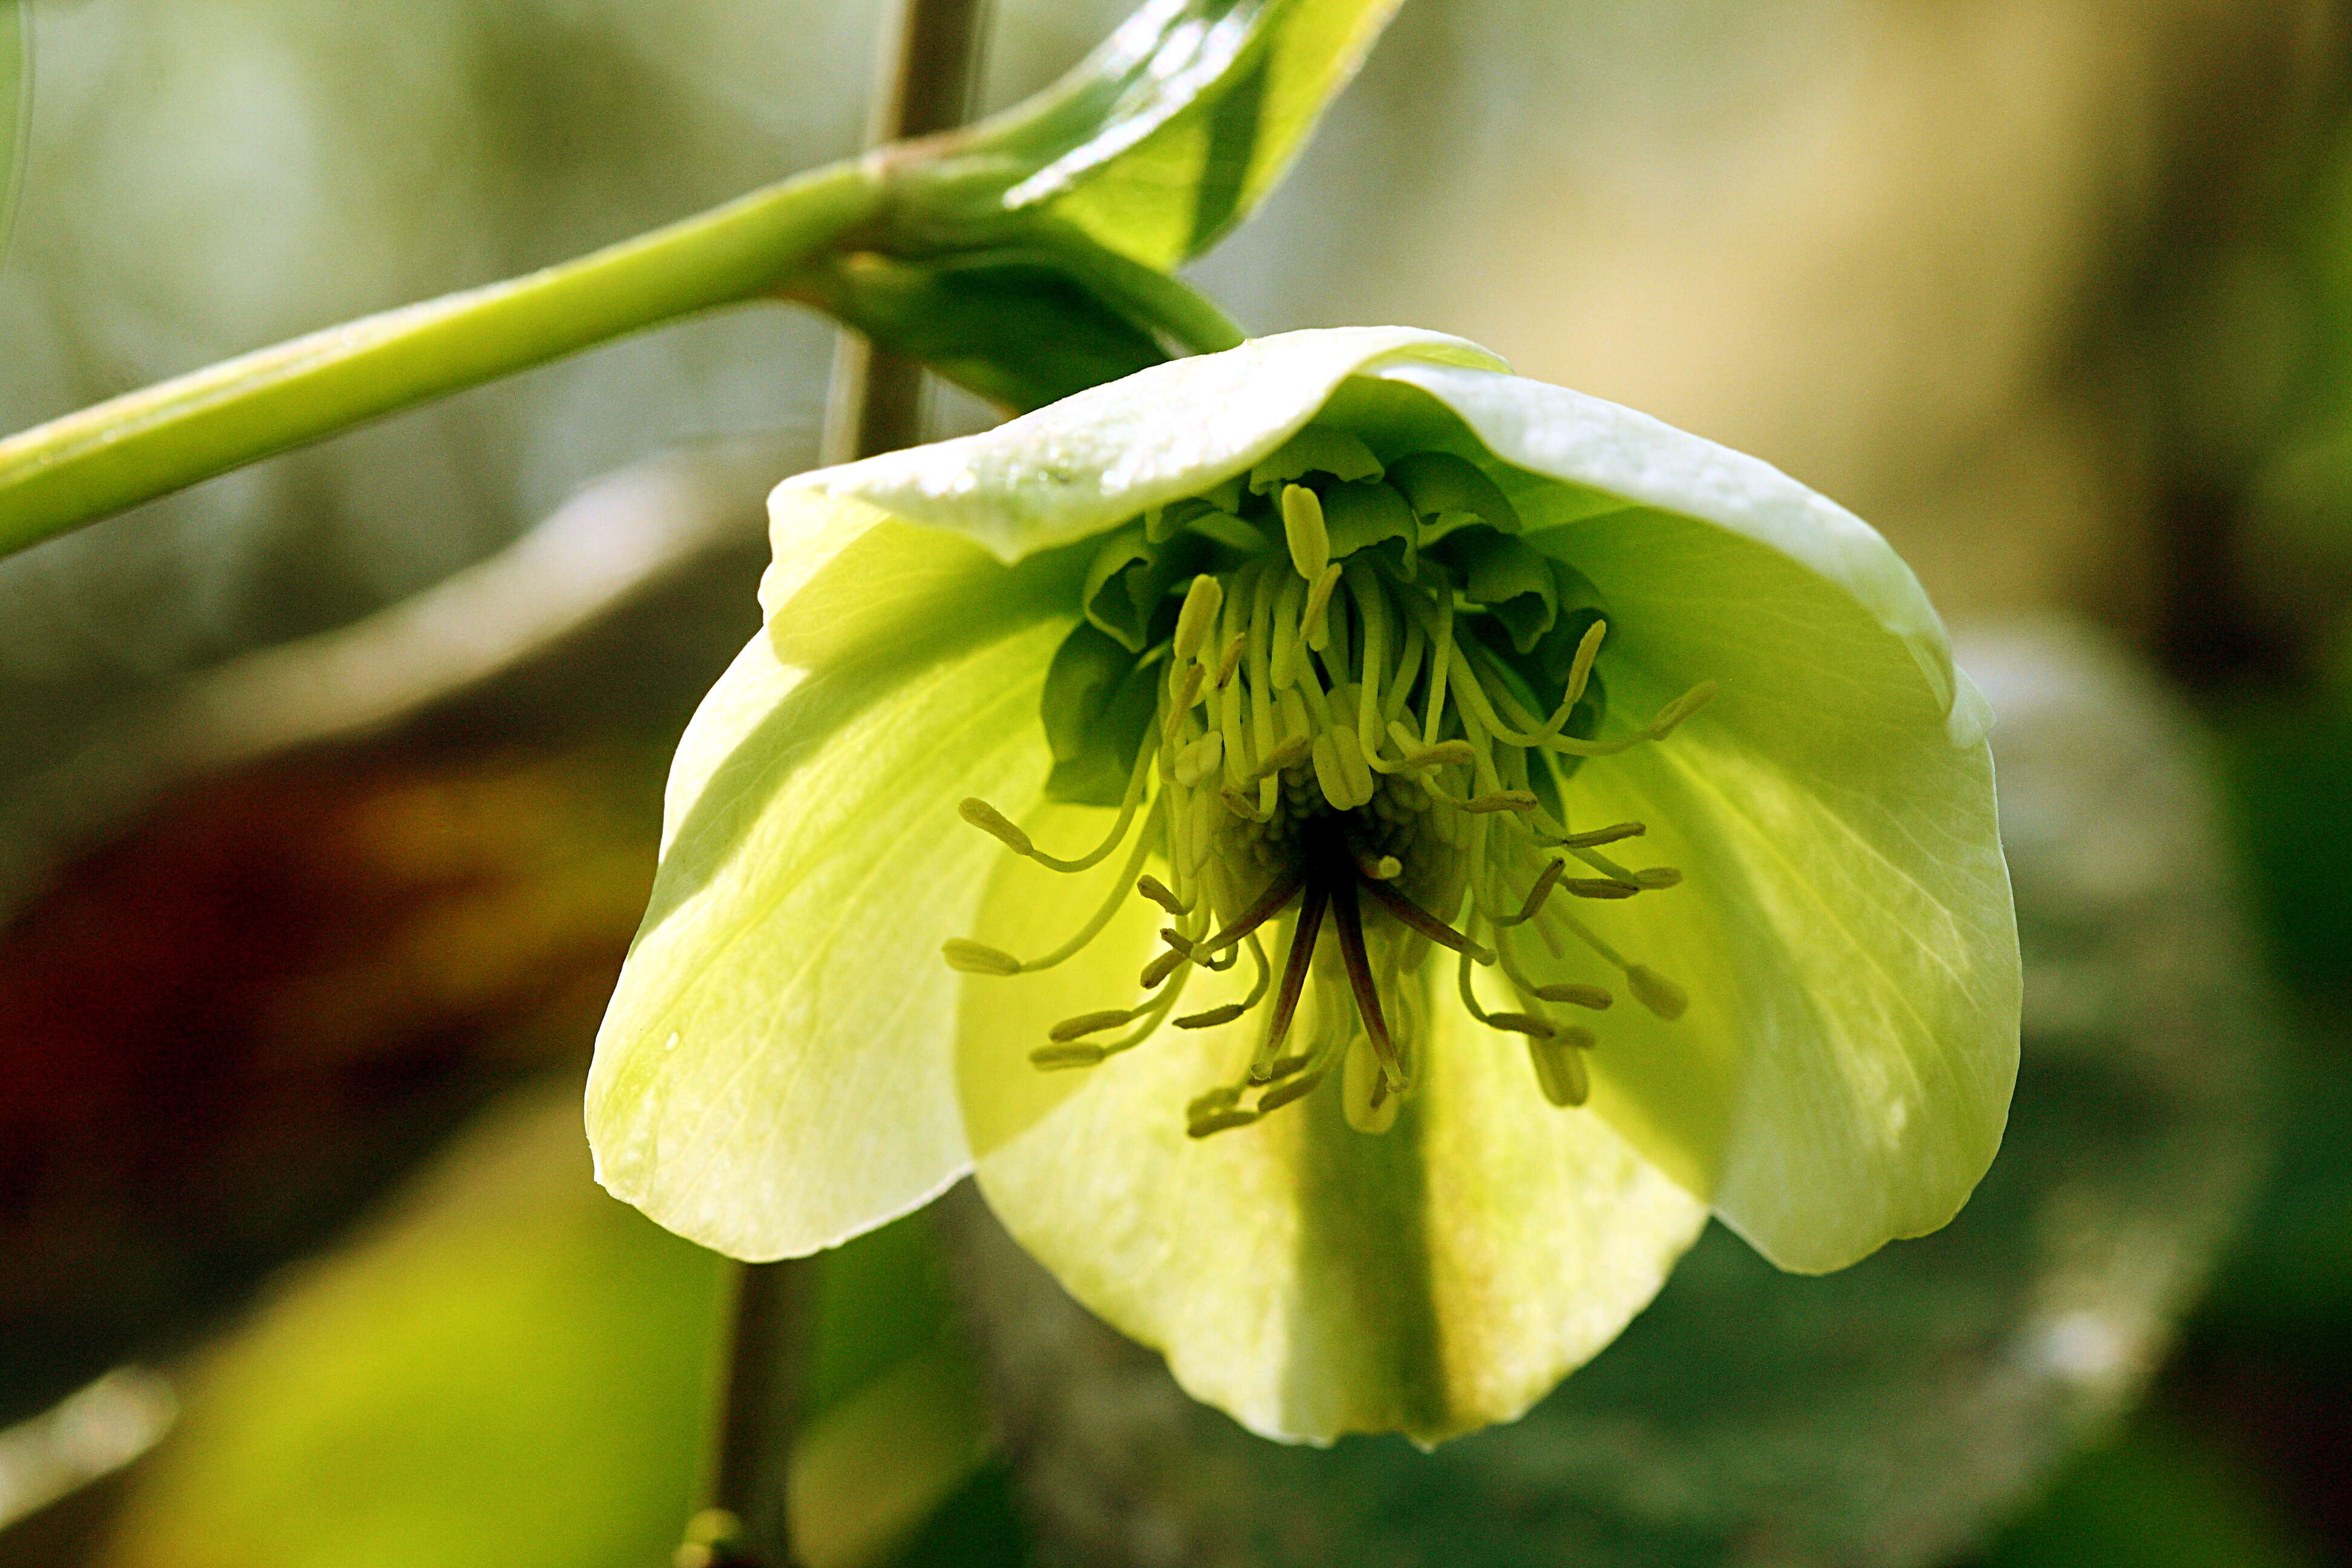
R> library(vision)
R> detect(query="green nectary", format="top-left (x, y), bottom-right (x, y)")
top-left (948, 424), bottom-right (1708, 1140)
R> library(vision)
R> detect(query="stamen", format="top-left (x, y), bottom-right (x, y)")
top-left (1163, 662), bottom-right (1205, 736)
top-left (1383, 728), bottom-right (1475, 771)
top-left (1048, 1008), bottom-right (1136, 1042)
top-left (1353, 850), bottom-right (1403, 881)
top-left (1281, 483), bottom-right (1331, 581)
top-left (1527, 1031), bottom-right (1593, 1108)
top-left (1141, 946), bottom-right (1187, 990)
top-left (1538, 903), bottom-right (1691, 1021)
top-left (1301, 561), bottom-right (1344, 653)
top-left (942, 939), bottom-right (1022, 976)
top-left (1173, 573), bottom-right (1224, 663)
top-left (1247, 735), bottom-right (1313, 782)
top-left (1568, 843), bottom-right (1682, 889)
top-left (1462, 790), bottom-right (1540, 814)
top-left (1031, 1042), bottom-right (1106, 1070)
top-left (1563, 877), bottom-right (1641, 900)
top-left (1187, 1106), bottom-right (1260, 1138)
top-left (1174, 733), bottom-right (1224, 788)
top-left (1484, 1011), bottom-right (1557, 1038)
top-left (1174, 1003), bottom-right (1246, 1029)
top-left (1549, 822), bottom-right (1645, 849)
top-left (1645, 681), bottom-right (1717, 738)
top-left (1018, 807), bottom-right (1162, 972)
top-left (959, 724), bottom-right (1158, 875)
top-left (1137, 875), bottom-right (1189, 916)
top-left (1493, 859), bottom-right (1563, 926)
top-left (1627, 965), bottom-right (1690, 1020)
top-left (1213, 633), bottom-right (1247, 690)
top-left (1534, 982), bottom-right (1613, 1010)
top-left (957, 799), bottom-right (1032, 856)
top-left (1254, 1063), bottom-right (1331, 1113)
top-left (1560, 619), bottom-right (1606, 713)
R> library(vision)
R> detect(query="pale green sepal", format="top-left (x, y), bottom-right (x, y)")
top-left (1365, 361), bottom-right (2017, 1271)
top-left (778, 328), bottom-right (1506, 564)
top-left (590, 506), bottom-right (1081, 1261)
top-left (1375, 362), bottom-right (1978, 746)
top-left (958, 864), bottom-right (1709, 1446)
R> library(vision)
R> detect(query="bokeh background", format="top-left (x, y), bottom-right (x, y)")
top-left (2, 1), bottom-right (2351, 1564)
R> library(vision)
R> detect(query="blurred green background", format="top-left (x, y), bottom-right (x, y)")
top-left (4, 1), bottom-right (2352, 1564)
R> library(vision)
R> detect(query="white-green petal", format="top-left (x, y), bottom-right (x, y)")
top-left (959, 818), bottom-right (1710, 1446)
top-left (587, 501), bottom-right (1077, 1261)
top-left (778, 327), bottom-right (1508, 563)
top-left (1385, 364), bottom-right (2019, 1273)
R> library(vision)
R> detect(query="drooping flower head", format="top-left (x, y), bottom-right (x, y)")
top-left (588, 328), bottom-right (2019, 1445)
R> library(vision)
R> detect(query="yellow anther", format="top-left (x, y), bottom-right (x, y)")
top-left (1174, 1002), bottom-right (1247, 1029)
top-left (1031, 1042), bottom-right (1108, 1070)
top-left (942, 939), bottom-right (1022, 976)
top-left (1534, 982), bottom-right (1613, 1010)
top-left (1527, 1033), bottom-right (1592, 1108)
top-left (1255, 1069), bottom-right (1328, 1114)
top-left (1385, 730), bottom-right (1475, 771)
top-left (1173, 573), bottom-right (1224, 663)
top-left (1137, 875), bottom-right (1189, 916)
top-left (1262, 1051), bottom-right (1316, 1080)
top-left (1214, 632), bottom-right (1247, 689)
top-left (1302, 561), bottom-right (1344, 652)
top-left (1281, 483), bottom-right (1331, 581)
top-left (1504, 860), bottom-right (1564, 924)
top-left (1312, 733), bottom-right (1350, 811)
top-left (1557, 822), bottom-right (1645, 848)
top-left (1248, 735), bottom-right (1313, 782)
top-left (1140, 947), bottom-right (1188, 989)
top-left (1564, 877), bottom-right (1641, 900)
top-left (1627, 965), bottom-right (1689, 1020)
top-left (1485, 1011), bottom-right (1557, 1038)
top-left (1163, 663), bottom-right (1205, 734)
top-left (1561, 619), bottom-right (1606, 710)
top-left (1331, 724), bottom-right (1375, 806)
top-left (1357, 853), bottom-right (1403, 881)
top-left (1632, 867), bottom-right (1682, 889)
top-left (1646, 681), bottom-right (1718, 738)
top-left (1221, 785), bottom-right (1270, 822)
top-left (1463, 790), bottom-right (1540, 814)
top-left (1175, 733), bottom-right (1225, 788)
top-left (1187, 1106), bottom-right (1261, 1138)
top-left (1049, 1008), bottom-right (1136, 1042)
top-left (958, 798), bottom-right (1032, 856)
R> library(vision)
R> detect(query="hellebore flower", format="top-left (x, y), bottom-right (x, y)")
top-left (587, 327), bottom-right (2019, 1445)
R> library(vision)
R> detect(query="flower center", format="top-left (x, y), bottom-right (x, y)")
top-left (942, 435), bottom-right (1711, 1137)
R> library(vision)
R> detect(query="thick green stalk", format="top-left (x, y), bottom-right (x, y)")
top-left (0, 160), bottom-right (881, 558)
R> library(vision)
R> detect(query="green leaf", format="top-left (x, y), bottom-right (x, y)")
top-left (978, 0), bottom-right (1408, 270)
top-left (0, 0), bottom-right (23, 267)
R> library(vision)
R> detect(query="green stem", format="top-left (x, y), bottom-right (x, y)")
top-left (0, 160), bottom-right (881, 559)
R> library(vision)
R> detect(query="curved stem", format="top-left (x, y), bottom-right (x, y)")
top-left (0, 161), bottom-right (882, 560)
